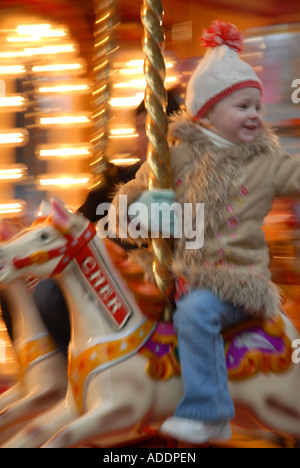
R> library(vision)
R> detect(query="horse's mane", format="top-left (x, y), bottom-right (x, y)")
top-left (104, 239), bottom-right (166, 321)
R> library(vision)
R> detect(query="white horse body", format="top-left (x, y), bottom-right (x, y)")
top-left (0, 198), bottom-right (299, 448)
top-left (0, 277), bottom-right (68, 439)
top-left (229, 313), bottom-right (300, 437)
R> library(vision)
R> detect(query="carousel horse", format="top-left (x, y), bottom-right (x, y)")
top-left (0, 198), bottom-right (299, 448)
top-left (0, 220), bottom-right (68, 439)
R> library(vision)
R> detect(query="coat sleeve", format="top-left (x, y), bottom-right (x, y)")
top-left (106, 161), bottom-right (151, 244)
top-left (106, 143), bottom-right (187, 242)
top-left (273, 149), bottom-right (300, 198)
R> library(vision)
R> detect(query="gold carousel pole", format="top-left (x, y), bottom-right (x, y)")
top-left (90, 0), bottom-right (119, 191)
top-left (141, 0), bottom-right (175, 320)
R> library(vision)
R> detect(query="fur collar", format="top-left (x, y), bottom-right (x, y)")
top-left (169, 111), bottom-right (279, 238)
top-left (169, 110), bottom-right (280, 163)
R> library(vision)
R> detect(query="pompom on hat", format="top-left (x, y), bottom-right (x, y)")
top-left (186, 20), bottom-right (263, 120)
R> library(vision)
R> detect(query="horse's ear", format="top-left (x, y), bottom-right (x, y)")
top-left (51, 197), bottom-right (71, 231)
top-left (38, 200), bottom-right (52, 218)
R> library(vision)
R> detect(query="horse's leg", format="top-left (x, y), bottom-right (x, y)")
top-left (43, 358), bottom-right (156, 448)
top-left (42, 401), bottom-right (141, 448)
top-left (2, 387), bottom-right (78, 448)
top-left (0, 357), bottom-right (67, 431)
top-left (0, 383), bottom-right (22, 414)
top-left (0, 385), bottom-right (64, 431)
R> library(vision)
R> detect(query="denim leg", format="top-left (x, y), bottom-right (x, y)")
top-left (173, 289), bottom-right (246, 422)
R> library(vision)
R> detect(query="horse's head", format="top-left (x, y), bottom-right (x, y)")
top-left (0, 198), bottom-right (93, 284)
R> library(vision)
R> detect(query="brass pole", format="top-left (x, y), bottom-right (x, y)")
top-left (141, 0), bottom-right (175, 319)
top-left (90, 0), bottom-right (119, 191)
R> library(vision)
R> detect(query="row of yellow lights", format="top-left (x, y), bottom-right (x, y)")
top-left (16, 58), bottom-right (177, 163)
top-left (0, 24), bottom-right (85, 215)
top-left (0, 26), bottom-right (178, 207)
top-left (9, 24), bottom-right (67, 40)
top-left (0, 124), bottom-right (121, 144)
top-left (3, 24), bottom-right (71, 58)
top-left (0, 62), bottom-right (85, 76)
top-left (1, 24), bottom-right (93, 197)
top-left (109, 59), bottom-right (178, 109)
top-left (0, 44), bottom-right (76, 59)
top-left (0, 165), bottom-right (89, 188)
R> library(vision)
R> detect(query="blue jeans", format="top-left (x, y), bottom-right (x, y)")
top-left (173, 289), bottom-right (247, 422)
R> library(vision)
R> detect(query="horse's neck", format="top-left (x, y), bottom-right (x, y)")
top-left (2, 279), bottom-right (49, 346)
top-left (56, 236), bottom-right (145, 355)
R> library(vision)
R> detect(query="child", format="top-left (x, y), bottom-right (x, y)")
top-left (109, 20), bottom-right (300, 444)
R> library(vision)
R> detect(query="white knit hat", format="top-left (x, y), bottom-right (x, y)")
top-left (186, 20), bottom-right (263, 120)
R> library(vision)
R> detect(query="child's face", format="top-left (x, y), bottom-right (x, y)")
top-left (201, 88), bottom-right (263, 145)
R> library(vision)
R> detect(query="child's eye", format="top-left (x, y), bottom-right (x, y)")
top-left (238, 104), bottom-right (248, 109)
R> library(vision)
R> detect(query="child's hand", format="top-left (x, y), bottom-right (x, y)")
top-left (129, 189), bottom-right (177, 236)
top-left (137, 189), bottom-right (175, 207)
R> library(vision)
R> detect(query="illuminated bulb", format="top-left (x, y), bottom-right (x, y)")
top-left (109, 128), bottom-right (138, 139)
top-left (8, 25), bottom-right (67, 41)
top-left (110, 158), bottom-right (141, 167)
top-left (38, 84), bottom-right (89, 94)
top-left (110, 93), bottom-right (144, 108)
top-left (0, 130), bottom-right (28, 146)
top-left (125, 60), bottom-right (144, 67)
top-left (0, 65), bottom-right (26, 75)
top-left (114, 77), bottom-right (177, 90)
top-left (0, 165), bottom-right (27, 181)
top-left (38, 145), bottom-right (91, 159)
top-left (24, 44), bottom-right (76, 57)
top-left (114, 79), bottom-right (146, 89)
top-left (119, 68), bottom-right (143, 76)
top-left (38, 175), bottom-right (90, 188)
top-left (0, 96), bottom-right (24, 106)
top-left (166, 77), bottom-right (178, 84)
top-left (39, 115), bottom-right (90, 126)
top-left (0, 202), bottom-right (25, 215)
top-left (32, 63), bottom-right (84, 74)
top-left (17, 24), bottom-right (52, 35)
top-left (0, 51), bottom-right (26, 58)
top-left (125, 60), bottom-right (174, 69)
top-left (0, 96), bottom-right (27, 111)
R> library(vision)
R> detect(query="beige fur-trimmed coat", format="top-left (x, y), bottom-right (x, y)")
top-left (109, 112), bottom-right (300, 318)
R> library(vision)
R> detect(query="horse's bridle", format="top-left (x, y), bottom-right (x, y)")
top-left (12, 219), bottom-right (97, 276)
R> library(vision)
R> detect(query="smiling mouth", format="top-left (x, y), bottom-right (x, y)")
top-left (243, 125), bottom-right (257, 131)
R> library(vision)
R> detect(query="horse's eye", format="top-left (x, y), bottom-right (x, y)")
top-left (40, 232), bottom-right (49, 241)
